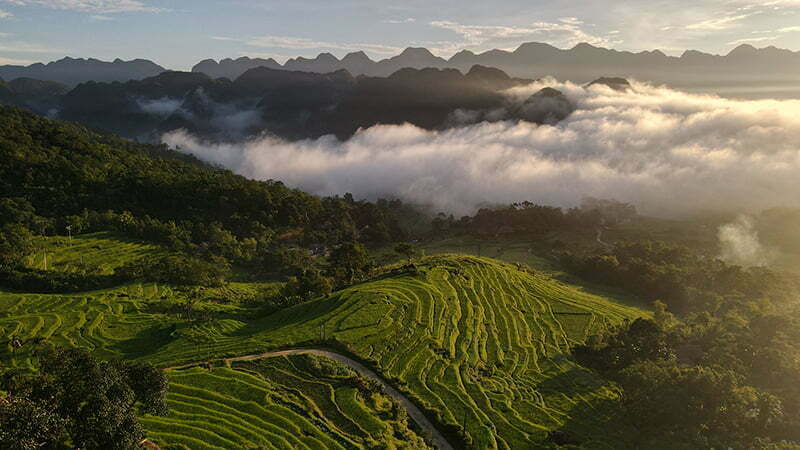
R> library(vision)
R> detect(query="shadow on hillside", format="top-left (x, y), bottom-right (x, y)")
top-left (228, 294), bottom-right (348, 338)
top-left (537, 365), bottom-right (606, 398)
top-left (113, 324), bottom-right (176, 358)
top-left (550, 396), bottom-right (634, 449)
top-left (536, 361), bottom-right (635, 448)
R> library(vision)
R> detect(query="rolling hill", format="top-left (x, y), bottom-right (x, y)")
top-left (1, 231), bottom-right (647, 448)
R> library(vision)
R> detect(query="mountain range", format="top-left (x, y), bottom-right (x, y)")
top-left (3, 42), bottom-right (800, 88)
top-left (193, 42), bottom-right (800, 85)
top-left (23, 64), bottom-right (568, 142)
top-left (0, 57), bottom-right (166, 86)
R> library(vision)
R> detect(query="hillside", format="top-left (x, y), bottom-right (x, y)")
top-left (3, 108), bottom-right (797, 448)
top-left (37, 66), bottom-right (540, 141)
top-left (142, 355), bottom-right (429, 449)
top-left (1, 232), bottom-right (646, 448)
top-left (142, 254), bottom-right (644, 448)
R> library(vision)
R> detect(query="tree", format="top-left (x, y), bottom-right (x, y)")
top-left (394, 242), bottom-right (417, 264)
top-left (0, 224), bottom-right (34, 268)
top-left (328, 242), bottom-right (370, 284)
top-left (283, 268), bottom-right (333, 300)
top-left (0, 397), bottom-right (65, 450)
top-left (2, 347), bottom-right (168, 449)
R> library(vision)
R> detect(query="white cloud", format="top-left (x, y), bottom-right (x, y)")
top-left (430, 19), bottom-right (612, 50)
top-left (211, 36), bottom-right (242, 42)
top-left (245, 35), bottom-right (402, 55)
top-left (686, 13), bottom-right (752, 31)
top-left (558, 17), bottom-right (583, 25)
top-left (163, 81), bottom-right (800, 218)
top-left (727, 36), bottom-right (776, 45)
top-left (0, 7), bottom-right (12, 18)
top-left (7, 0), bottom-right (164, 13)
top-left (0, 40), bottom-right (59, 53)
top-left (89, 14), bottom-right (113, 20)
top-left (383, 17), bottom-right (415, 24)
top-left (0, 56), bottom-right (34, 64)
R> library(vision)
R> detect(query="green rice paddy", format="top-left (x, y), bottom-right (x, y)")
top-left (1, 234), bottom-right (648, 448)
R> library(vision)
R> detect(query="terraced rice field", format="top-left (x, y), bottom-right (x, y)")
top-left (2, 233), bottom-right (646, 449)
top-left (142, 255), bottom-right (646, 448)
top-left (0, 283), bottom-right (183, 370)
top-left (141, 354), bottom-right (429, 449)
top-left (25, 231), bottom-right (165, 274)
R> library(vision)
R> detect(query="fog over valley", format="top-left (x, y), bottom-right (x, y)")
top-left (164, 79), bottom-right (800, 218)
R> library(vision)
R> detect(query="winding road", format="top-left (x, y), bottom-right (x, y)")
top-left (166, 349), bottom-right (454, 450)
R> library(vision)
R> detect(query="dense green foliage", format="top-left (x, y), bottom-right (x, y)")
top-left (561, 240), bottom-right (797, 313)
top-left (1, 347), bottom-right (167, 449)
top-left (574, 299), bottom-right (800, 448)
top-left (0, 105), bottom-right (404, 288)
top-left (430, 198), bottom-right (635, 238)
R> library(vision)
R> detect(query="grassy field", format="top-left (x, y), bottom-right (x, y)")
top-left (2, 233), bottom-right (648, 448)
top-left (141, 354), bottom-right (428, 449)
top-left (24, 231), bottom-right (167, 274)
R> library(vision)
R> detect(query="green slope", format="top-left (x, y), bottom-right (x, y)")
top-left (1, 240), bottom-right (646, 448)
top-left (142, 355), bottom-right (428, 450)
top-left (24, 231), bottom-right (166, 274)
top-left (141, 254), bottom-right (645, 448)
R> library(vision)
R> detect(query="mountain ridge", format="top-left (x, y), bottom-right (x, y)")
top-left (3, 41), bottom-right (799, 88)
top-left (192, 42), bottom-right (800, 84)
top-left (0, 57), bottom-right (167, 86)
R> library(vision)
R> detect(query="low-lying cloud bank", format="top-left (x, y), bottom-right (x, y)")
top-left (163, 80), bottom-right (800, 217)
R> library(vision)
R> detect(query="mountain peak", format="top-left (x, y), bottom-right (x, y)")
top-left (398, 47), bottom-right (435, 58)
top-left (572, 42), bottom-right (598, 50)
top-left (317, 52), bottom-right (339, 63)
top-left (728, 43), bottom-right (757, 56)
top-left (466, 64), bottom-right (511, 81)
top-left (514, 42), bottom-right (558, 54)
top-left (342, 51), bottom-right (371, 62)
top-left (452, 49), bottom-right (476, 57)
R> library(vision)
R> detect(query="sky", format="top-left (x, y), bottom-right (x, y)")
top-left (1, 0), bottom-right (800, 69)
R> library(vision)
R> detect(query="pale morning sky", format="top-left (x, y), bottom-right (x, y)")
top-left (1, 0), bottom-right (800, 69)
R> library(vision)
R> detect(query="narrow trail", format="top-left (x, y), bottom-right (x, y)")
top-left (165, 349), bottom-right (455, 450)
top-left (596, 227), bottom-right (612, 250)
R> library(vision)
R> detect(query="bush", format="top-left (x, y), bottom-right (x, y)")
top-left (116, 254), bottom-right (230, 287)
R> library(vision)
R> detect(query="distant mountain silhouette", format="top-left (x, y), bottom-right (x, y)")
top-left (0, 76), bottom-right (68, 114)
top-left (587, 77), bottom-right (632, 90)
top-left (48, 65), bottom-right (547, 141)
top-left (193, 57), bottom-right (282, 80)
top-left (193, 42), bottom-right (800, 86)
top-left (0, 57), bottom-right (166, 86)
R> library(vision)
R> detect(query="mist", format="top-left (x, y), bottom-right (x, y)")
top-left (136, 89), bottom-right (265, 140)
top-left (718, 215), bottom-right (775, 267)
top-left (137, 97), bottom-right (183, 117)
top-left (162, 80), bottom-right (800, 217)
